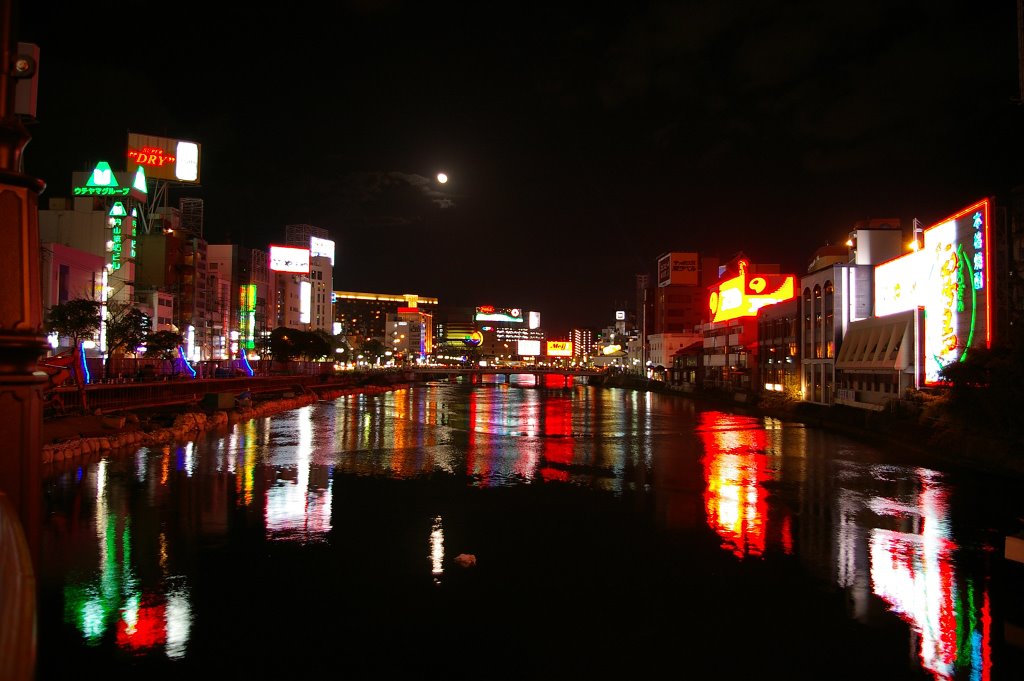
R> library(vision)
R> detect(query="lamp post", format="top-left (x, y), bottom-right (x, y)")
top-left (0, 0), bottom-right (46, 566)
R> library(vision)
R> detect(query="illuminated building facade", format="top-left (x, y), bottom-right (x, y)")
top-left (800, 221), bottom-right (903, 405)
top-left (700, 254), bottom-right (796, 394)
top-left (640, 251), bottom-right (720, 374)
top-left (285, 225), bottom-right (334, 334)
top-left (432, 306), bottom-right (477, 360)
top-left (473, 306), bottom-right (544, 360)
top-left (135, 208), bottom-right (211, 362)
top-left (834, 200), bottom-right (993, 408)
top-left (336, 292), bottom-right (439, 345)
top-left (570, 329), bottom-right (593, 361)
top-left (40, 242), bottom-right (104, 309)
top-left (207, 245), bottom-right (270, 358)
top-left (385, 307), bottom-right (434, 363)
top-left (756, 297), bottom-right (800, 395)
top-left (653, 252), bottom-right (721, 332)
top-left (39, 190), bottom-right (142, 358)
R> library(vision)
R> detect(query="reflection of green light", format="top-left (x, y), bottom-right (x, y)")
top-left (64, 584), bottom-right (113, 644)
top-left (64, 513), bottom-right (140, 644)
top-left (956, 579), bottom-right (973, 670)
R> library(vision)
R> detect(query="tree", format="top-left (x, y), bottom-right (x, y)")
top-left (144, 330), bottom-right (184, 361)
top-left (104, 302), bottom-right (151, 375)
top-left (333, 334), bottom-right (353, 363)
top-left (269, 326), bottom-right (298, 362)
top-left (938, 345), bottom-right (1024, 442)
top-left (358, 338), bottom-right (386, 365)
top-left (44, 299), bottom-right (100, 348)
top-left (295, 329), bottom-right (334, 361)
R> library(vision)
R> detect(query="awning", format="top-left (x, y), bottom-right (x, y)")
top-left (835, 309), bottom-right (916, 372)
top-left (672, 340), bottom-right (703, 357)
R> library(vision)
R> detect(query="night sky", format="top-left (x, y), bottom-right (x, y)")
top-left (16, 1), bottom-right (1024, 336)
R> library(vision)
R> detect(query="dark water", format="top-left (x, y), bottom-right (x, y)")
top-left (37, 377), bottom-right (1024, 679)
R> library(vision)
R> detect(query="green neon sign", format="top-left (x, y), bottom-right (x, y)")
top-left (86, 161), bottom-right (117, 187)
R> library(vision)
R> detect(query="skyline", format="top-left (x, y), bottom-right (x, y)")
top-left (16, 1), bottom-right (1024, 336)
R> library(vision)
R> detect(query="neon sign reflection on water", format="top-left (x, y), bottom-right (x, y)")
top-left (698, 411), bottom-right (789, 559)
top-left (867, 469), bottom-right (991, 680)
top-left (62, 459), bottom-right (192, 657)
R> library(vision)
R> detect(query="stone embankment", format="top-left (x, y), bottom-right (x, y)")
top-left (42, 384), bottom-right (400, 468)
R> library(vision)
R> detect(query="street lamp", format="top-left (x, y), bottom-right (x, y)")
top-left (911, 218), bottom-right (924, 251)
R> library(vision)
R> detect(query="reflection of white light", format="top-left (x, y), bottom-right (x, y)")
top-left (430, 516), bottom-right (445, 583)
top-left (165, 590), bottom-right (192, 660)
top-left (265, 406), bottom-right (333, 540)
top-left (183, 442), bottom-right (194, 477)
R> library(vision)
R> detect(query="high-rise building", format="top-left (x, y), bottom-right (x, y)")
top-left (571, 328), bottom-right (593, 360)
top-left (283, 224), bottom-right (334, 334)
top-left (386, 307), bottom-right (434, 363)
top-left (336, 292), bottom-right (438, 344)
top-left (208, 245), bottom-right (271, 358)
top-left (136, 225), bottom-right (210, 361)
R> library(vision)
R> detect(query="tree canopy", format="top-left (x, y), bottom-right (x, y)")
top-left (44, 299), bottom-right (100, 347)
top-left (144, 330), bottom-right (185, 361)
top-left (105, 302), bottom-right (151, 362)
top-left (269, 327), bottom-right (340, 361)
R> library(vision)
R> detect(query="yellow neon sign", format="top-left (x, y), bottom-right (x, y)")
top-left (708, 260), bottom-right (795, 322)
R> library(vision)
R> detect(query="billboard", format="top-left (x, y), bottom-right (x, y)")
top-left (873, 198), bottom-right (991, 384)
top-left (299, 281), bottom-right (311, 324)
top-left (72, 161), bottom-right (147, 201)
top-left (546, 341), bottom-right (573, 357)
top-left (615, 310), bottom-right (626, 321)
top-left (127, 132), bottom-right (201, 183)
top-left (528, 311), bottom-right (541, 330)
top-left (475, 305), bottom-right (523, 323)
top-left (269, 245), bottom-right (310, 274)
top-left (658, 252), bottom-right (699, 287)
top-left (310, 236), bottom-right (335, 265)
top-left (518, 339), bottom-right (541, 356)
top-left (707, 260), bottom-right (795, 323)
top-left (239, 284), bottom-right (257, 350)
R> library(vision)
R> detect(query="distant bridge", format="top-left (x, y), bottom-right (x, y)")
top-left (403, 366), bottom-right (606, 387)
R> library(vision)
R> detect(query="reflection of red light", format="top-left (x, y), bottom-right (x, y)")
top-left (698, 411), bottom-right (771, 558)
top-left (779, 515), bottom-right (793, 555)
top-left (116, 603), bottom-right (167, 649)
top-left (539, 398), bottom-right (574, 481)
top-left (465, 392), bottom-right (485, 484)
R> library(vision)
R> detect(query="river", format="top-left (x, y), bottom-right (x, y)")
top-left (36, 377), bottom-right (1024, 679)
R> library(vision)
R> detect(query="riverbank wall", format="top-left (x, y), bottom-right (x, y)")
top-left (597, 371), bottom-right (1024, 478)
top-left (41, 383), bottom-right (403, 473)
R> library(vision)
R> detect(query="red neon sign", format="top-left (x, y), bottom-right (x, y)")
top-left (127, 145), bottom-right (176, 168)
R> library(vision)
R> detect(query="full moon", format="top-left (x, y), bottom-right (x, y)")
top-left (437, 172), bottom-right (448, 184)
